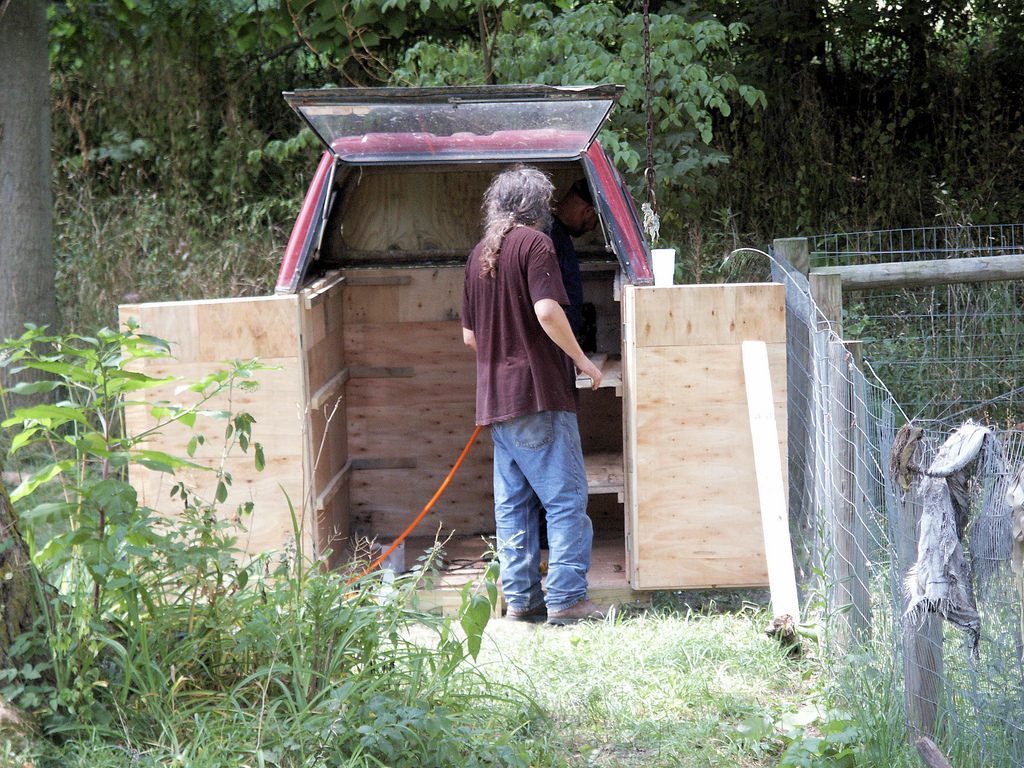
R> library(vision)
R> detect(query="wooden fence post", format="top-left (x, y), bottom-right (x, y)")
top-left (813, 271), bottom-right (870, 646)
top-left (773, 237), bottom-right (810, 276)
top-left (897, 475), bottom-right (944, 739)
top-left (809, 272), bottom-right (843, 337)
top-left (826, 339), bottom-right (868, 647)
top-left (837, 341), bottom-right (872, 641)
top-left (773, 237), bottom-right (813, 569)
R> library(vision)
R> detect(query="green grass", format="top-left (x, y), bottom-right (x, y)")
top-left (474, 601), bottom-right (811, 767)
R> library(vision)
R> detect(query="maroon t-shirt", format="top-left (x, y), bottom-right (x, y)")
top-left (462, 226), bottom-right (577, 426)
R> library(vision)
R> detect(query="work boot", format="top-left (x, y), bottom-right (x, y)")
top-left (546, 599), bottom-right (606, 626)
top-left (505, 603), bottom-right (547, 623)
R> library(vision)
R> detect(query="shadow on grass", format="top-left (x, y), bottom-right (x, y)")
top-left (620, 588), bottom-right (772, 619)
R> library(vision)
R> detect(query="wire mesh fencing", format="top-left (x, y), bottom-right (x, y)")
top-left (768, 241), bottom-right (1024, 766)
top-left (807, 225), bottom-right (1024, 425)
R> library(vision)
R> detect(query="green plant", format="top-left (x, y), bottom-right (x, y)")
top-left (0, 323), bottom-right (268, 726)
top-left (775, 703), bottom-right (862, 768)
top-left (0, 324), bottom-right (546, 765)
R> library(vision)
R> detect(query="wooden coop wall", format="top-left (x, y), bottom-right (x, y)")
top-left (118, 295), bottom-right (316, 558)
top-left (340, 266), bottom-right (492, 540)
top-left (300, 275), bottom-right (350, 565)
top-left (325, 166), bottom-right (605, 264)
top-left (622, 283), bottom-right (788, 590)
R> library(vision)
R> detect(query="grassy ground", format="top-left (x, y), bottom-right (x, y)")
top-left (474, 592), bottom-right (812, 767)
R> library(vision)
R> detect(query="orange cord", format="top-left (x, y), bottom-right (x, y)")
top-left (350, 424), bottom-right (483, 583)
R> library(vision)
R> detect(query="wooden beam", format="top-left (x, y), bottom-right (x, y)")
top-left (899, 473), bottom-right (944, 740)
top-left (310, 367), bottom-right (350, 410)
top-left (345, 275), bottom-right (413, 287)
top-left (348, 366), bottom-right (415, 379)
top-left (302, 270), bottom-right (346, 309)
top-left (584, 451), bottom-right (624, 496)
top-left (315, 460), bottom-right (352, 512)
top-left (351, 457), bottom-right (417, 470)
top-left (811, 252), bottom-right (1024, 290)
top-left (742, 340), bottom-right (800, 622)
top-left (915, 737), bottom-right (953, 768)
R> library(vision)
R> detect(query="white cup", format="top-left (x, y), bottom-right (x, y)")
top-left (651, 248), bottom-right (676, 287)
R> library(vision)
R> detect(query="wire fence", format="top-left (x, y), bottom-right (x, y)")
top-left (769, 235), bottom-right (1024, 766)
top-left (807, 225), bottom-right (1024, 425)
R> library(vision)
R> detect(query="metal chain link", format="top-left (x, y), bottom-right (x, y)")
top-left (642, 0), bottom-right (656, 217)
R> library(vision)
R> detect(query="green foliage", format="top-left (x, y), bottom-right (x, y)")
top-left (393, 2), bottom-right (763, 225)
top-left (775, 704), bottom-right (862, 767)
top-left (0, 325), bottom-right (539, 765)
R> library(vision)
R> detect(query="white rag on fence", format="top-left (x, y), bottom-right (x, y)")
top-left (904, 420), bottom-right (1002, 653)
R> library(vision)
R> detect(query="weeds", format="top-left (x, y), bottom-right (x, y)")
top-left (0, 326), bottom-right (534, 766)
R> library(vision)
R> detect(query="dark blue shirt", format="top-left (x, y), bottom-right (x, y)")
top-left (549, 216), bottom-right (584, 344)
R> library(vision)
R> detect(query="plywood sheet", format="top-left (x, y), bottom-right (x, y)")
top-left (124, 359), bottom-right (305, 459)
top-left (350, 465), bottom-right (495, 538)
top-left (341, 268), bottom-right (465, 325)
top-left (118, 295), bottom-right (313, 560)
top-left (122, 295), bottom-right (300, 361)
top-left (629, 283), bottom-right (786, 348)
top-left (340, 170), bottom-right (490, 254)
top-left (622, 283), bottom-right (787, 590)
top-left (300, 278), bottom-right (350, 562)
top-left (130, 453), bottom-right (307, 556)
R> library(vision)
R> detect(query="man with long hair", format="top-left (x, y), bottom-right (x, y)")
top-left (462, 165), bottom-right (605, 625)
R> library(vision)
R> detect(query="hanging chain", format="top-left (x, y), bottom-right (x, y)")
top-left (641, 0), bottom-right (660, 244)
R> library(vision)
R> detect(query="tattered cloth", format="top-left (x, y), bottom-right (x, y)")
top-left (904, 420), bottom-right (1002, 653)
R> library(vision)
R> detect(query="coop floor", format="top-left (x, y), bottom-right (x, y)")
top-left (405, 534), bottom-right (647, 615)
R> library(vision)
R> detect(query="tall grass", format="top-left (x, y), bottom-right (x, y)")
top-left (53, 182), bottom-right (293, 333)
top-left (0, 327), bottom-right (544, 767)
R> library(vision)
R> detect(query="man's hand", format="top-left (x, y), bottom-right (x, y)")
top-left (576, 356), bottom-right (602, 390)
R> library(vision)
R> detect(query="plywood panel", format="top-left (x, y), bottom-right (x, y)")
top-left (622, 283), bottom-right (787, 590)
top-left (196, 298), bottom-right (299, 359)
top-left (346, 373), bottom-right (476, 409)
top-left (300, 278), bottom-right (350, 565)
top-left (131, 453), bottom-right (307, 556)
top-left (350, 465), bottom-right (495, 538)
top-left (348, 403), bottom-right (480, 458)
top-left (118, 295), bottom-right (312, 560)
top-left (120, 302), bottom-right (201, 362)
top-left (630, 283), bottom-right (786, 348)
top-left (316, 470), bottom-right (351, 568)
top-left (341, 171), bottom-right (491, 253)
top-left (124, 360), bottom-right (305, 459)
top-left (341, 270), bottom-right (465, 326)
top-left (344, 320), bottom-right (469, 364)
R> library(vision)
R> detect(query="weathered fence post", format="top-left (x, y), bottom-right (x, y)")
top-left (809, 272), bottom-right (843, 337)
top-left (772, 238), bottom-right (813, 572)
top-left (826, 338), bottom-right (870, 647)
top-left (773, 237), bottom-right (810, 276)
top-left (812, 271), bottom-right (870, 645)
top-left (898, 475), bottom-right (944, 739)
top-left (842, 340), bottom-right (872, 639)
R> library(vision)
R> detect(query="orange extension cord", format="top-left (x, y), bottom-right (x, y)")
top-left (350, 424), bottom-right (483, 583)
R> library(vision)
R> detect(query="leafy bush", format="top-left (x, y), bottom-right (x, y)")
top-left (0, 325), bottom-right (539, 766)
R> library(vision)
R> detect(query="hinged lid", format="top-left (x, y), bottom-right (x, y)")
top-left (283, 84), bottom-right (622, 163)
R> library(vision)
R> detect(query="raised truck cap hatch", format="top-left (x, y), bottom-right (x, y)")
top-left (283, 84), bottom-right (623, 163)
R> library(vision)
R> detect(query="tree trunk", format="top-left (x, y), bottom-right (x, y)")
top-left (0, 0), bottom-right (57, 382)
top-left (0, 483), bottom-right (41, 670)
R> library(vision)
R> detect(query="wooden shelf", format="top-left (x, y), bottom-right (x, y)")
top-left (585, 451), bottom-right (624, 497)
top-left (575, 353), bottom-right (623, 393)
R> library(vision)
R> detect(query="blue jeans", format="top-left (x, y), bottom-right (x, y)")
top-left (490, 410), bottom-right (592, 613)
